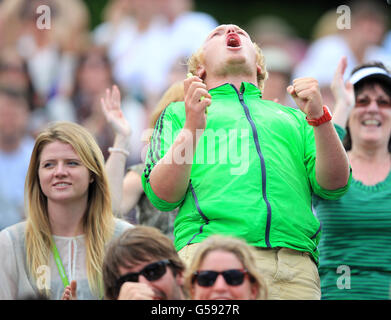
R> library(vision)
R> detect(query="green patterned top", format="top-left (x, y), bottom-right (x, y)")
top-left (313, 124), bottom-right (391, 300)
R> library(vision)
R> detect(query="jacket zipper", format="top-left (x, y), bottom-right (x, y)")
top-left (187, 181), bottom-right (210, 245)
top-left (232, 84), bottom-right (272, 248)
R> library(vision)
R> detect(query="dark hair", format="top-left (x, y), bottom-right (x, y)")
top-left (343, 62), bottom-right (391, 151)
top-left (102, 226), bottom-right (185, 300)
top-left (351, 62), bottom-right (391, 98)
top-left (19, 0), bottom-right (58, 21)
top-left (0, 86), bottom-right (29, 109)
top-left (0, 53), bottom-right (38, 111)
top-left (72, 46), bottom-right (114, 123)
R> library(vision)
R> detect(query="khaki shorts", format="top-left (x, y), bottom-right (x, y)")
top-left (178, 244), bottom-right (320, 300)
top-left (253, 247), bottom-right (320, 300)
top-left (178, 242), bottom-right (202, 268)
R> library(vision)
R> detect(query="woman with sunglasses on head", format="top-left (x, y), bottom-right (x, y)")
top-left (184, 235), bottom-right (267, 300)
top-left (0, 122), bottom-right (132, 300)
top-left (313, 57), bottom-right (391, 300)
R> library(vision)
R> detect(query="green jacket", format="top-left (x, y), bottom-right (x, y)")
top-left (142, 82), bottom-right (351, 263)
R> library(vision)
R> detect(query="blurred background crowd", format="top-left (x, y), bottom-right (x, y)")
top-left (0, 0), bottom-right (390, 230)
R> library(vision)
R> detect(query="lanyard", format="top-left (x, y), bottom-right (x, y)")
top-left (51, 239), bottom-right (70, 289)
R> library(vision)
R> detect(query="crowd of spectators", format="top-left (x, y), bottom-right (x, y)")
top-left (0, 0), bottom-right (390, 301)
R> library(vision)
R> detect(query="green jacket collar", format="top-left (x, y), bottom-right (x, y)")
top-left (209, 82), bottom-right (262, 98)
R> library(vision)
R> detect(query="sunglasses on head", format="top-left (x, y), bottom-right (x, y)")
top-left (192, 269), bottom-right (251, 287)
top-left (116, 259), bottom-right (171, 288)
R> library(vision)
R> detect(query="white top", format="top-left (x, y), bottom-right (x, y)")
top-left (109, 12), bottom-right (217, 97)
top-left (0, 219), bottom-right (132, 300)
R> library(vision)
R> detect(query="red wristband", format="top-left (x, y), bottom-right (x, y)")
top-left (306, 106), bottom-right (332, 126)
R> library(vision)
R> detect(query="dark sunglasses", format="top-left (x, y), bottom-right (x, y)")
top-left (192, 269), bottom-right (250, 287)
top-left (116, 259), bottom-right (171, 288)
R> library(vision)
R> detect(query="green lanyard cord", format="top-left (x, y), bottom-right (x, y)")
top-left (51, 239), bottom-right (70, 289)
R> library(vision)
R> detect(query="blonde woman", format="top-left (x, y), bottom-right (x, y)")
top-left (184, 235), bottom-right (268, 300)
top-left (0, 122), bottom-right (132, 300)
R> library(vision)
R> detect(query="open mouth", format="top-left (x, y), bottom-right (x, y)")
top-left (226, 34), bottom-right (241, 48)
top-left (53, 182), bottom-right (71, 187)
top-left (362, 119), bottom-right (381, 127)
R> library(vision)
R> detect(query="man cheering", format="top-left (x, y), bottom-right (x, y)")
top-left (142, 24), bottom-right (351, 299)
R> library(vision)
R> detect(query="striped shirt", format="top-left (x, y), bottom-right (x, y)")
top-left (313, 124), bottom-right (391, 300)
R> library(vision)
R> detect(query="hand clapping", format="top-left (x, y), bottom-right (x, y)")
top-left (101, 85), bottom-right (132, 138)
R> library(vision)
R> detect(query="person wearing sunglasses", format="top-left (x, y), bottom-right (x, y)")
top-left (102, 226), bottom-right (186, 300)
top-left (313, 57), bottom-right (391, 299)
top-left (184, 235), bottom-right (267, 300)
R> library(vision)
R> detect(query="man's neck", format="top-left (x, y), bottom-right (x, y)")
top-left (205, 74), bottom-right (257, 91)
top-left (48, 200), bottom-right (87, 237)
